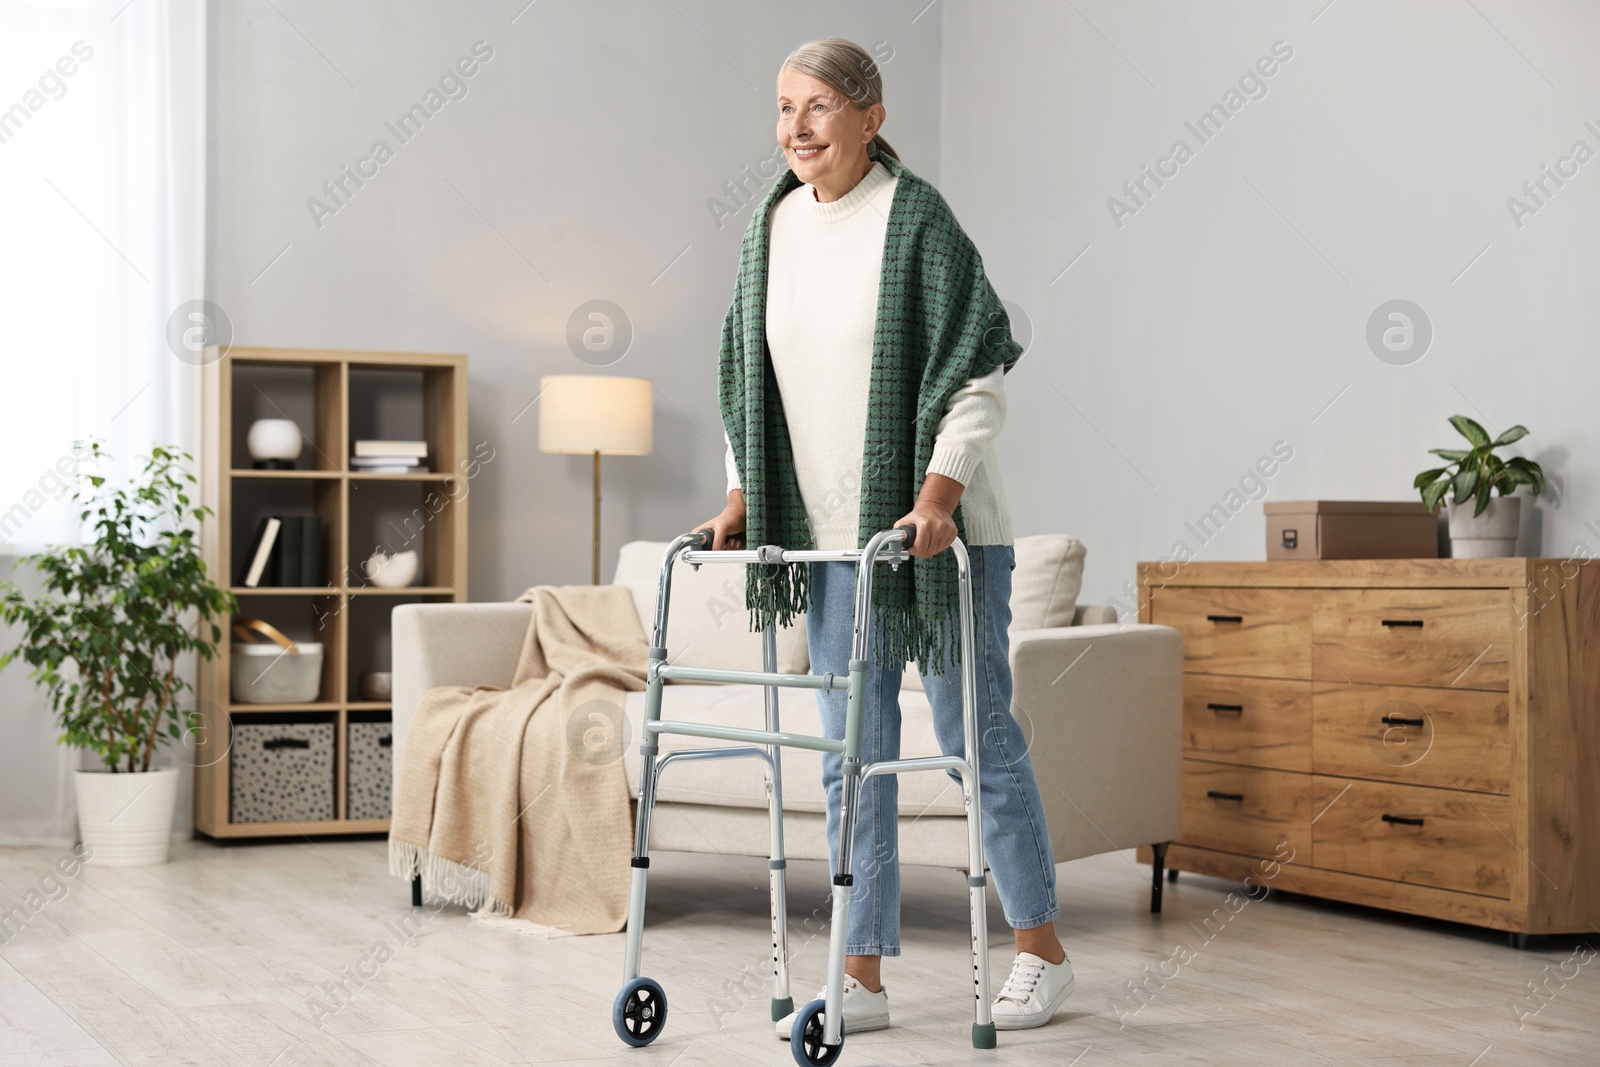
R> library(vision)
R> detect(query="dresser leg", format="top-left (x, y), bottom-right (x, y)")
top-left (1167, 868), bottom-right (1179, 884)
top-left (411, 874), bottom-right (422, 908)
top-left (1150, 842), bottom-right (1170, 913)
top-left (1508, 932), bottom-right (1531, 950)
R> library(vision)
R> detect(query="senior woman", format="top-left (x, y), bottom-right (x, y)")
top-left (695, 37), bottom-right (1071, 1037)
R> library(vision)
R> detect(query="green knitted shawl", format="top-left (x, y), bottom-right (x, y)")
top-left (717, 150), bottom-right (1023, 677)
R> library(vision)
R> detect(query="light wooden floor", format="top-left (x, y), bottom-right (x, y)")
top-left (0, 838), bottom-right (1595, 1065)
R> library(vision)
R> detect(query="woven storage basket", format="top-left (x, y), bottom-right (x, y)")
top-left (229, 721), bottom-right (335, 823)
top-left (346, 720), bottom-right (393, 820)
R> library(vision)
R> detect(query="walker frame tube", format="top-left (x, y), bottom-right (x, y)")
top-left (618, 526), bottom-right (996, 1057)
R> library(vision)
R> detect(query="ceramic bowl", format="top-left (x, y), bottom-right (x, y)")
top-left (362, 548), bottom-right (419, 588)
top-left (358, 671), bottom-right (393, 702)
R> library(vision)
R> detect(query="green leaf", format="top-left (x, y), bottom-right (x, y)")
top-left (1507, 456), bottom-right (1545, 495)
top-left (1491, 425), bottom-right (1529, 447)
top-left (1413, 467), bottom-right (1448, 489)
top-left (1452, 468), bottom-right (1478, 503)
top-left (1428, 448), bottom-right (1469, 463)
top-left (1450, 415), bottom-right (1491, 448)
top-left (1421, 480), bottom-right (1450, 513)
top-left (1474, 480), bottom-right (1492, 517)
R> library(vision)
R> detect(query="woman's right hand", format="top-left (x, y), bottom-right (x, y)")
top-left (693, 489), bottom-right (747, 550)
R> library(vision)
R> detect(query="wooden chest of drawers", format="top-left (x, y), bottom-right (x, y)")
top-left (1136, 559), bottom-right (1600, 937)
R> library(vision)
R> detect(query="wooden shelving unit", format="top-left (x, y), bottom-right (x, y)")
top-left (195, 347), bottom-right (468, 838)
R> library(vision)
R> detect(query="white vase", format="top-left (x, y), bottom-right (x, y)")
top-left (1447, 496), bottom-right (1521, 558)
top-left (246, 418), bottom-right (304, 465)
top-left (73, 766), bottom-right (179, 866)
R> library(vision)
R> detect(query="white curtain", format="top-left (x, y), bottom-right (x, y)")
top-left (0, 0), bottom-right (206, 844)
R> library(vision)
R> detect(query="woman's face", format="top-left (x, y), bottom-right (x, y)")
top-left (775, 66), bottom-right (883, 188)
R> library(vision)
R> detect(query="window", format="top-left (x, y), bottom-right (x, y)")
top-left (0, 0), bottom-right (205, 550)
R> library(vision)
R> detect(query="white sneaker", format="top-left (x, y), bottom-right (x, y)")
top-left (774, 974), bottom-right (890, 1039)
top-left (991, 951), bottom-right (1074, 1030)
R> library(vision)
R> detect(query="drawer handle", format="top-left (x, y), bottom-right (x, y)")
top-left (1380, 715), bottom-right (1425, 727)
top-left (1206, 614), bottom-right (1243, 624)
top-left (263, 737), bottom-right (311, 751)
top-left (1381, 813), bottom-right (1425, 826)
top-left (1206, 790), bottom-right (1244, 801)
top-left (1381, 619), bottom-right (1424, 628)
top-left (1207, 703), bottom-right (1245, 714)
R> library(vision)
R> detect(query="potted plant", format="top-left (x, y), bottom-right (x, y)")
top-left (0, 441), bottom-right (236, 865)
top-left (1414, 415), bottom-right (1546, 558)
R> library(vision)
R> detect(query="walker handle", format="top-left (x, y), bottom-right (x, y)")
top-left (895, 523), bottom-right (917, 550)
top-left (689, 529), bottom-right (714, 550)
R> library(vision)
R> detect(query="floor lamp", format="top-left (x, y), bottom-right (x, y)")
top-left (537, 375), bottom-right (654, 584)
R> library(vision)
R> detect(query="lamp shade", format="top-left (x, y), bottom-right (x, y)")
top-left (537, 375), bottom-right (653, 455)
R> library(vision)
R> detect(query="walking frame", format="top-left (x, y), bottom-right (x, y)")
top-left (611, 524), bottom-right (998, 1065)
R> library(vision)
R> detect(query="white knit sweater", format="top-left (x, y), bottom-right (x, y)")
top-left (721, 159), bottom-right (1013, 549)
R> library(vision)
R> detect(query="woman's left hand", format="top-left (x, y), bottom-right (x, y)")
top-left (893, 502), bottom-right (957, 558)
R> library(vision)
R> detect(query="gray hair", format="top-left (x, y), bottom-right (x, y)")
top-left (779, 37), bottom-right (898, 162)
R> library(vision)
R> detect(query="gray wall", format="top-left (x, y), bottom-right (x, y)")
top-left (941, 0), bottom-right (1599, 608)
top-left (211, 0), bottom-right (1599, 611)
top-left (209, 0), bottom-right (943, 598)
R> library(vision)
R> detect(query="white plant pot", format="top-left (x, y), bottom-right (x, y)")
top-left (73, 766), bottom-right (179, 866)
top-left (1447, 496), bottom-right (1521, 558)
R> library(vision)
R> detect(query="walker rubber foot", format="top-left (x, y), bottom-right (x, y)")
top-left (972, 1022), bottom-right (997, 1049)
top-left (771, 996), bottom-right (794, 1021)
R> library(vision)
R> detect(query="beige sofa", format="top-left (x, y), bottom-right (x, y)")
top-left (392, 534), bottom-right (1183, 909)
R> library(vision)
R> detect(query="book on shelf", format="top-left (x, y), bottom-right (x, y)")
top-left (240, 517), bottom-right (280, 587)
top-left (300, 514), bottom-right (320, 585)
top-left (238, 513), bottom-right (322, 587)
top-left (350, 454), bottom-right (425, 467)
top-left (278, 516), bottom-right (302, 587)
top-left (350, 455), bottom-right (425, 470)
top-left (353, 440), bottom-right (428, 459)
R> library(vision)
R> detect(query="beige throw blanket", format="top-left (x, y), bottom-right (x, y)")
top-left (388, 584), bottom-right (647, 934)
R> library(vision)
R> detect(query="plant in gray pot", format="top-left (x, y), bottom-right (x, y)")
top-left (1414, 415), bottom-right (1546, 558)
top-left (0, 441), bottom-right (236, 865)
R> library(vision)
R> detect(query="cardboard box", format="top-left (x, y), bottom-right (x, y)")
top-left (1264, 500), bottom-right (1438, 560)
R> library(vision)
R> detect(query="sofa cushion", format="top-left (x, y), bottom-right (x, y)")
top-left (620, 683), bottom-right (968, 817)
top-left (903, 533), bottom-right (1086, 690)
top-left (613, 540), bottom-right (809, 680)
top-left (1010, 533), bottom-right (1087, 630)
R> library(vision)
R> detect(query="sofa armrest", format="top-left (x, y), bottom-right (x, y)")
top-left (1072, 603), bottom-right (1118, 626)
top-left (390, 602), bottom-right (532, 775)
top-left (1010, 622), bottom-right (1183, 863)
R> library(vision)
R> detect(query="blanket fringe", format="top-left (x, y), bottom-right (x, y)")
top-left (388, 836), bottom-right (421, 879)
top-left (388, 837), bottom-right (513, 918)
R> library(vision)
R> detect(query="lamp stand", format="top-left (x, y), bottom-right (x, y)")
top-left (591, 450), bottom-right (602, 585)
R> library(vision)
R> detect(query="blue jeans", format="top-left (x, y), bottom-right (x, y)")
top-left (806, 543), bottom-right (1060, 956)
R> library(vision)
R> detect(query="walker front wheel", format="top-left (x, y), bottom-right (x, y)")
top-left (790, 998), bottom-right (844, 1066)
top-left (612, 977), bottom-right (667, 1047)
